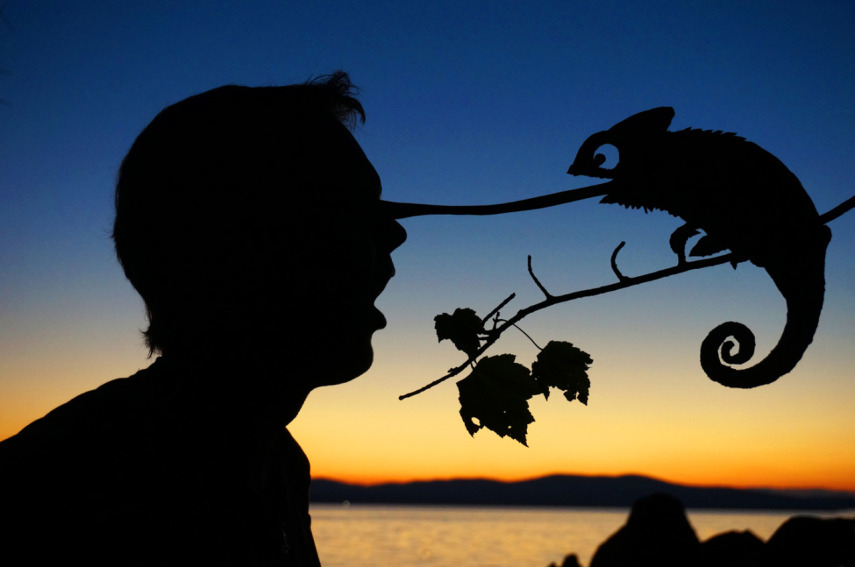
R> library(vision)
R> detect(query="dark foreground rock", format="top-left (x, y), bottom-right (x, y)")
top-left (549, 492), bottom-right (855, 567)
top-left (759, 515), bottom-right (855, 567)
top-left (589, 493), bottom-right (699, 567)
top-left (547, 554), bottom-right (581, 567)
top-left (698, 530), bottom-right (763, 566)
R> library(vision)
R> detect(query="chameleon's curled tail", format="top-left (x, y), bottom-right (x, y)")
top-left (699, 229), bottom-right (831, 388)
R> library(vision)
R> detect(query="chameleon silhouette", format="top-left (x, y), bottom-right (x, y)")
top-left (567, 107), bottom-right (831, 388)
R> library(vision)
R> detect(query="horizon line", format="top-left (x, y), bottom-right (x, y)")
top-left (312, 471), bottom-right (855, 495)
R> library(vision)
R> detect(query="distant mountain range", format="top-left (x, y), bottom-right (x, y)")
top-left (311, 474), bottom-right (855, 511)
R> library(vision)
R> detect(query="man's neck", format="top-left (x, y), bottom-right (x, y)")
top-left (155, 351), bottom-right (312, 432)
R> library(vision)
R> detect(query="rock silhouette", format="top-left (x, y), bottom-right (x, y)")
top-left (589, 493), bottom-right (699, 567)
top-left (548, 554), bottom-right (582, 567)
top-left (550, 493), bottom-right (855, 567)
top-left (698, 530), bottom-right (763, 566)
top-left (760, 515), bottom-right (855, 567)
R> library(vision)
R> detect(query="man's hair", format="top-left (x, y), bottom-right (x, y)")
top-left (112, 71), bottom-right (364, 355)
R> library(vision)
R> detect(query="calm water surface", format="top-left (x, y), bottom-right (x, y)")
top-left (310, 504), bottom-right (849, 567)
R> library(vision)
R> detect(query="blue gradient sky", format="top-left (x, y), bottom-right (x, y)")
top-left (1, 1), bottom-right (854, 489)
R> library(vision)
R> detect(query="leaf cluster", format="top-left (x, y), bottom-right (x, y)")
top-left (435, 308), bottom-right (592, 446)
top-left (434, 308), bottom-right (483, 358)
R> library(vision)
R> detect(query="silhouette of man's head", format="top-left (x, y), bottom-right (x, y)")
top-left (113, 72), bottom-right (406, 385)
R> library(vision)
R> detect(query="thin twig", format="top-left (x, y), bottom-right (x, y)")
top-left (512, 323), bottom-right (543, 350)
top-left (481, 293), bottom-right (516, 325)
top-left (610, 241), bottom-right (627, 281)
top-left (527, 255), bottom-right (553, 299)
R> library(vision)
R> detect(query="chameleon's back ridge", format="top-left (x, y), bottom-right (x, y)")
top-left (568, 107), bottom-right (832, 388)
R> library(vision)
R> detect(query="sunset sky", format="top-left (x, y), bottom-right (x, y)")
top-left (1, 1), bottom-right (854, 493)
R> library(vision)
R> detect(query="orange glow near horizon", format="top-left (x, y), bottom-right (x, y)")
top-left (287, 380), bottom-right (855, 494)
top-left (4, 349), bottom-right (855, 496)
top-left (283, 350), bottom-right (855, 495)
top-left (7, 408), bottom-right (850, 493)
top-left (4, 395), bottom-right (855, 494)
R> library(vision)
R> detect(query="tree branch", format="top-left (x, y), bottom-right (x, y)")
top-left (398, 194), bottom-right (855, 401)
top-left (399, 252), bottom-right (732, 400)
top-left (481, 293), bottom-right (515, 325)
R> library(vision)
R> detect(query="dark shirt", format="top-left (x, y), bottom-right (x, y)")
top-left (0, 358), bottom-right (321, 566)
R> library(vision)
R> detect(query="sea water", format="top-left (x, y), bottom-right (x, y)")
top-left (310, 504), bottom-right (850, 567)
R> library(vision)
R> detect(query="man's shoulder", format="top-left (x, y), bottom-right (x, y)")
top-left (0, 360), bottom-right (173, 471)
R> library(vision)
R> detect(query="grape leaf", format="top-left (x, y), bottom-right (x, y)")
top-left (457, 354), bottom-right (539, 446)
top-left (434, 307), bottom-right (483, 358)
top-left (531, 340), bottom-right (593, 404)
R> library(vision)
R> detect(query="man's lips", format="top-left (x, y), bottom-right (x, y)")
top-left (373, 260), bottom-right (396, 300)
top-left (371, 262), bottom-right (395, 329)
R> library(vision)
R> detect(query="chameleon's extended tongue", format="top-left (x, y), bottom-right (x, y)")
top-left (380, 180), bottom-right (614, 219)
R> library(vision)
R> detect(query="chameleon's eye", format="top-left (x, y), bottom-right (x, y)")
top-left (594, 144), bottom-right (619, 171)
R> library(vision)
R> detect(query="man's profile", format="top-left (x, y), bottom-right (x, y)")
top-left (0, 72), bottom-right (406, 565)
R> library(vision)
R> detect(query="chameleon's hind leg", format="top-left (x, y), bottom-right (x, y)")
top-left (669, 223), bottom-right (699, 264)
top-left (669, 223), bottom-right (731, 264)
top-left (690, 233), bottom-right (729, 258)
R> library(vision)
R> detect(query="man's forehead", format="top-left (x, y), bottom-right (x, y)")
top-left (308, 118), bottom-right (382, 199)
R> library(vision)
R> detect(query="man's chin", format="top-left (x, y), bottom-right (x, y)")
top-left (316, 343), bottom-right (375, 387)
